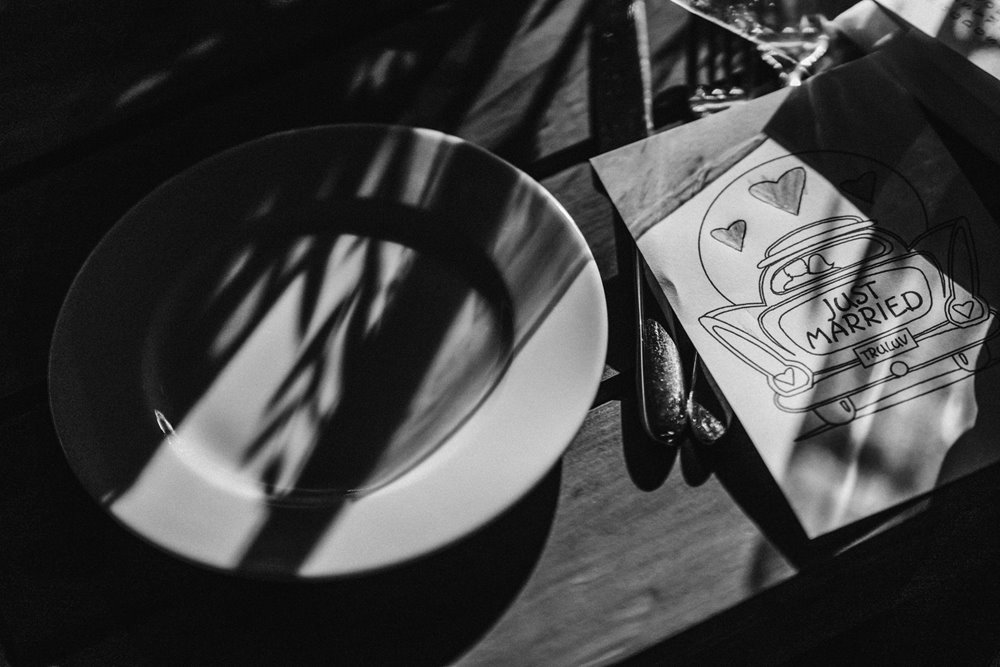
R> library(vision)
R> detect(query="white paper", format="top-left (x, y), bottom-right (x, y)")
top-left (640, 138), bottom-right (1000, 536)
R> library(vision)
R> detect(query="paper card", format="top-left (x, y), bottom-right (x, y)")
top-left (592, 47), bottom-right (1000, 537)
top-left (877, 0), bottom-right (1000, 79)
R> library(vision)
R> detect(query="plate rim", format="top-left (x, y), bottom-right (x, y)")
top-left (48, 123), bottom-right (608, 578)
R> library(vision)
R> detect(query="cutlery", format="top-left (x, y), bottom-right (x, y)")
top-left (592, 0), bottom-right (689, 445)
top-left (593, 0), bottom-right (736, 449)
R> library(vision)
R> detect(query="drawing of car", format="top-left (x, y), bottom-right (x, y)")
top-left (700, 215), bottom-right (1000, 429)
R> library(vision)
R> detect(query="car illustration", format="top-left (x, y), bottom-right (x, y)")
top-left (699, 215), bottom-right (1000, 430)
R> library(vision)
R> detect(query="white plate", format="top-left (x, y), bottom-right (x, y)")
top-left (49, 125), bottom-right (607, 578)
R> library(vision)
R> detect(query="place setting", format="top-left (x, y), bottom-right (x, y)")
top-left (9, 1), bottom-right (1000, 664)
top-left (43, 0), bottom-right (1000, 591)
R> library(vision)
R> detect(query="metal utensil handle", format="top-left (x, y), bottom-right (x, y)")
top-left (634, 248), bottom-right (688, 441)
top-left (592, 0), bottom-right (688, 444)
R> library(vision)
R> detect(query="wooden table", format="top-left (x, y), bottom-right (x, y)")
top-left (3, 1), bottom-right (1000, 665)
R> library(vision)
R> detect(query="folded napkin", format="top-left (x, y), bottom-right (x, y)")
top-left (592, 38), bottom-right (1000, 537)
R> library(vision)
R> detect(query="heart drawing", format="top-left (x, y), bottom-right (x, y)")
top-left (773, 366), bottom-right (805, 388)
top-left (749, 166), bottom-right (805, 215)
top-left (951, 299), bottom-right (982, 321)
top-left (710, 219), bottom-right (747, 251)
top-left (840, 171), bottom-right (877, 203)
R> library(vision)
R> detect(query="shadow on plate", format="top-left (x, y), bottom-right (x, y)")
top-left (128, 466), bottom-right (562, 667)
top-left (3, 409), bottom-right (562, 666)
top-left (49, 124), bottom-right (597, 577)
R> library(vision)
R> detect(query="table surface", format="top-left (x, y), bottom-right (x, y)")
top-left (3, 1), bottom-right (1000, 665)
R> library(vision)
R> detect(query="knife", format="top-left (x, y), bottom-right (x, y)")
top-left (590, 0), bottom-right (688, 444)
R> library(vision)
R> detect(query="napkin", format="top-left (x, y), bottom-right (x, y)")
top-left (592, 39), bottom-right (1000, 537)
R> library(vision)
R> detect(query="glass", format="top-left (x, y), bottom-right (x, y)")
top-left (672, 0), bottom-right (831, 86)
